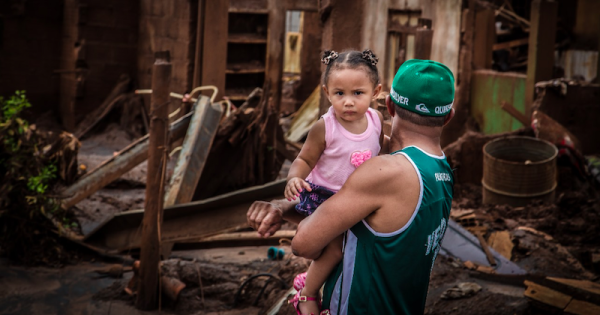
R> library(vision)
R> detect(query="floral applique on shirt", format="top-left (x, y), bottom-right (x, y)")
top-left (350, 150), bottom-right (372, 168)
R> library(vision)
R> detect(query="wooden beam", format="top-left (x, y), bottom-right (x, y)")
top-left (414, 28), bottom-right (434, 60)
top-left (267, 0), bottom-right (285, 114)
top-left (173, 230), bottom-right (296, 250)
top-left (164, 97), bottom-right (223, 206)
top-left (192, 0), bottom-right (204, 88)
top-left (440, 0), bottom-right (476, 147)
top-left (493, 37), bottom-right (529, 51)
top-left (84, 180), bottom-right (287, 252)
top-left (525, 0), bottom-right (558, 116)
top-left (201, 0), bottom-right (229, 100)
top-left (136, 51), bottom-right (171, 311)
top-left (473, 8), bottom-right (495, 69)
top-left (283, 0), bottom-right (318, 11)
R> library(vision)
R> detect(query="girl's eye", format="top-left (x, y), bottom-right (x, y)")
top-left (354, 91), bottom-right (363, 95)
top-left (335, 91), bottom-right (343, 96)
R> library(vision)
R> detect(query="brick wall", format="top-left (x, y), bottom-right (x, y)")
top-left (0, 0), bottom-right (63, 117)
top-left (138, 0), bottom-right (196, 113)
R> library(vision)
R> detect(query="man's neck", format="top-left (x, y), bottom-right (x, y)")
top-left (389, 122), bottom-right (443, 155)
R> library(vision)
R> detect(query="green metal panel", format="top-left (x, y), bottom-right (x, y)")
top-left (471, 70), bottom-right (527, 135)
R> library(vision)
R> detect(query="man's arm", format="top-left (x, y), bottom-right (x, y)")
top-left (247, 199), bottom-right (301, 237)
top-left (291, 157), bottom-right (389, 259)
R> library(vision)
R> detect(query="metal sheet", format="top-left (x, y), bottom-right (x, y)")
top-left (441, 219), bottom-right (526, 275)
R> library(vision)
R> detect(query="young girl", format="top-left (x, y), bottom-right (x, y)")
top-left (286, 49), bottom-right (385, 315)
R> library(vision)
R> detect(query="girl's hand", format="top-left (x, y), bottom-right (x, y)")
top-left (285, 177), bottom-right (312, 201)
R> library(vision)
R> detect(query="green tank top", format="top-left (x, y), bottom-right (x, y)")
top-left (322, 146), bottom-right (454, 315)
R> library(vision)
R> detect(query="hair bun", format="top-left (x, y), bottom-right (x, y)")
top-left (321, 50), bottom-right (339, 65)
top-left (362, 49), bottom-right (378, 66)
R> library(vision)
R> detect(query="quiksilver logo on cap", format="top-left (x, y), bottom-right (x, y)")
top-left (415, 103), bottom-right (430, 113)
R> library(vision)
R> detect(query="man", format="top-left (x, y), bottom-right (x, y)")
top-left (248, 59), bottom-right (455, 314)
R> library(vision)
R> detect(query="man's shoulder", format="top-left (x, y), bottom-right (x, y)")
top-left (349, 154), bottom-right (414, 186)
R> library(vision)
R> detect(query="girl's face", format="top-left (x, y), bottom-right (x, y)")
top-left (323, 68), bottom-right (381, 124)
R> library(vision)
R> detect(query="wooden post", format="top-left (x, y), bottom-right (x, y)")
top-left (201, 0), bottom-right (229, 100)
top-left (473, 8), bottom-right (495, 69)
top-left (136, 51), bottom-right (172, 310)
top-left (440, 0), bottom-right (476, 147)
top-left (525, 0), bottom-right (558, 116)
top-left (597, 20), bottom-right (600, 83)
top-left (297, 10), bottom-right (322, 108)
top-left (414, 28), bottom-right (434, 60)
top-left (267, 0), bottom-right (285, 115)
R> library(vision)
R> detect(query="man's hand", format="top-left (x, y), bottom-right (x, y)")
top-left (247, 201), bottom-right (285, 237)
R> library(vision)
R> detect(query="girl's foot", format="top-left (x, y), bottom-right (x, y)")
top-left (288, 288), bottom-right (320, 315)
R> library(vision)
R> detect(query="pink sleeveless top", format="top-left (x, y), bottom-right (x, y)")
top-left (306, 106), bottom-right (381, 192)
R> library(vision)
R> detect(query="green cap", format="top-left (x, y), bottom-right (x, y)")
top-left (390, 59), bottom-right (455, 117)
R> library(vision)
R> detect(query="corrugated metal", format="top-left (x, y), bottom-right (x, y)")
top-left (563, 50), bottom-right (598, 82)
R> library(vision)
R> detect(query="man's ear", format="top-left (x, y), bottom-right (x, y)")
top-left (386, 95), bottom-right (396, 117)
top-left (443, 108), bottom-right (455, 126)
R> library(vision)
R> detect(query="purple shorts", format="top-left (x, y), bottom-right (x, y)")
top-left (295, 181), bottom-right (336, 216)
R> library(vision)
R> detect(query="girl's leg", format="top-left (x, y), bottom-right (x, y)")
top-left (297, 234), bottom-right (343, 315)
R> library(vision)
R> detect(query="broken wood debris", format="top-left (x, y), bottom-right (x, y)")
top-left (59, 108), bottom-right (194, 211)
top-left (164, 94), bottom-right (223, 207)
top-left (74, 74), bottom-right (132, 139)
top-left (524, 277), bottom-right (600, 315)
top-left (193, 82), bottom-right (286, 200)
top-left (83, 179), bottom-right (286, 253)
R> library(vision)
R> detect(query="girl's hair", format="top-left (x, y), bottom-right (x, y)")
top-left (321, 49), bottom-right (380, 87)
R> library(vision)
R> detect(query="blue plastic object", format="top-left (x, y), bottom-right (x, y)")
top-left (267, 247), bottom-right (285, 260)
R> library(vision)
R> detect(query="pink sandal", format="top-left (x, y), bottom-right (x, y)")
top-left (288, 290), bottom-right (319, 315)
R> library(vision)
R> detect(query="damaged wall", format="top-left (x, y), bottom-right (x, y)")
top-left (137, 0), bottom-right (196, 108)
top-left (59, 0), bottom-right (139, 129)
top-left (0, 0), bottom-right (63, 116)
top-left (360, 0), bottom-right (460, 87)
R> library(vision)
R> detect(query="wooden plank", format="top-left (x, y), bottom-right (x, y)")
top-left (524, 280), bottom-right (572, 309)
top-left (284, 0), bottom-right (318, 11)
top-left (564, 299), bottom-right (600, 315)
top-left (440, 1), bottom-right (475, 147)
top-left (192, 0), bottom-right (204, 88)
top-left (525, 0), bottom-right (558, 115)
top-left (227, 33), bottom-right (267, 44)
top-left (414, 28), bottom-right (434, 60)
top-left (473, 8), bottom-right (495, 69)
top-left (493, 38), bottom-right (529, 51)
top-left (136, 51), bottom-right (171, 311)
top-left (83, 180), bottom-right (287, 253)
top-left (201, 0), bottom-right (230, 101)
top-left (173, 230), bottom-right (296, 250)
top-left (164, 96), bottom-right (223, 207)
top-left (547, 278), bottom-right (600, 296)
top-left (267, 0), bottom-right (285, 114)
top-left (297, 10), bottom-right (322, 106)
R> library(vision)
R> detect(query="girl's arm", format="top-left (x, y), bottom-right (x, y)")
top-left (285, 119), bottom-right (326, 200)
